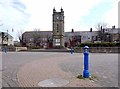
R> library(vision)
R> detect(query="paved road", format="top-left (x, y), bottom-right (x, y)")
top-left (1, 52), bottom-right (119, 87)
top-left (2, 52), bottom-right (58, 87)
top-left (59, 53), bottom-right (118, 87)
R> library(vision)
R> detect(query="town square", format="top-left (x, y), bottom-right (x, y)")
top-left (0, 0), bottom-right (120, 88)
top-left (1, 52), bottom-right (118, 87)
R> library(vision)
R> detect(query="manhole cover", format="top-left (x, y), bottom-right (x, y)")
top-left (38, 78), bottom-right (69, 87)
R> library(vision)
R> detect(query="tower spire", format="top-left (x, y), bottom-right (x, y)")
top-left (61, 7), bottom-right (64, 13)
top-left (52, 7), bottom-right (65, 48)
top-left (61, 7), bottom-right (63, 12)
top-left (53, 7), bottom-right (56, 12)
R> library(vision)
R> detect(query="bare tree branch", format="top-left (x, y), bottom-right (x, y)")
top-left (17, 30), bottom-right (23, 41)
top-left (95, 22), bottom-right (108, 31)
top-left (0, 20), bottom-right (3, 26)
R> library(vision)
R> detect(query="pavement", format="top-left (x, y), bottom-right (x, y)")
top-left (17, 54), bottom-right (99, 87)
top-left (1, 52), bottom-right (119, 88)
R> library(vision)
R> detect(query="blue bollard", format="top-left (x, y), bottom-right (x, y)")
top-left (70, 47), bottom-right (74, 54)
top-left (83, 46), bottom-right (90, 78)
top-left (4, 47), bottom-right (6, 53)
top-left (4, 46), bottom-right (8, 53)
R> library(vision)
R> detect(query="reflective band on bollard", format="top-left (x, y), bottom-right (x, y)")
top-left (83, 46), bottom-right (90, 78)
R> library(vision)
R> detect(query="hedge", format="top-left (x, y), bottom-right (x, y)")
top-left (77, 42), bottom-right (120, 47)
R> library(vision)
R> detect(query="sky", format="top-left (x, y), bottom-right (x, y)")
top-left (0, 0), bottom-right (119, 41)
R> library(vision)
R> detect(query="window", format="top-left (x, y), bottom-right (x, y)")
top-left (57, 16), bottom-right (59, 20)
top-left (57, 24), bottom-right (59, 32)
top-left (56, 39), bottom-right (60, 43)
top-left (29, 38), bottom-right (33, 41)
top-left (55, 39), bottom-right (60, 46)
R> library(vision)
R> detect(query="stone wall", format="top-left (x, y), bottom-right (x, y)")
top-left (15, 47), bottom-right (27, 51)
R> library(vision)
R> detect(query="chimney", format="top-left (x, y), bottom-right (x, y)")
top-left (90, 28), bottom-right (92, 32)
top-left (112, 25), bottom-right (115, 29)
top-left (71, 29), bottom-right (74, 33)
top-left (100, 26), bottom-right (102, 30)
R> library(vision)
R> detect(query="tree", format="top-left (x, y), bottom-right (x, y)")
top-left (95, 22), bottom-right (108, 42)
top-left (17, 30), bottom-right (24, 46)
top-left (95, 22), bottom-right (108, 31)
top-left (0, 20), bottom-right (3, 26)
top-left (1, 32), bottom-right (5, 46)
top-left (0, 32), bottom-right (8, 46)
top-left (34, 28), bottom-right (40, 31)
top-left (32, 28), bottom-right (41, 47)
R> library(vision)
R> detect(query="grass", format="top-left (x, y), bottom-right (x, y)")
top-left (77, 75), bottom-right (85, 79)
top-left (77, 74), bottom-right (98, 80)
top-left (90, 74), bottom-right (98, 80)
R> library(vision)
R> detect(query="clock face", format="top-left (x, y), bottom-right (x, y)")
top-left (57, 16), bottom-right (59, 20)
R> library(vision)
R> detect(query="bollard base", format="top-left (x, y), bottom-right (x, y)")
top-left (83, 70), bottom-right (90, 78)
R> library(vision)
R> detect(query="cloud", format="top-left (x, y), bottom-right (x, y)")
top-left (19, 0), bottom-right (107, 31)
top-left (102, 0), bottom-right (118, 28)
top-left (0, 0), bottom-right (30, 33)
top-left (0, 0), bottom-right (118, 40)
top-left (12, 1), bottom-right (26, 13)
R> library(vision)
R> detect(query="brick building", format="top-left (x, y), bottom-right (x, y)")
top-left (22, 31), bottom-right (53, 48)
top-left (21, 8), bottom-right (120, 48)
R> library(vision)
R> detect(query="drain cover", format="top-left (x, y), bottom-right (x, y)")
top-left (38, 78), bottom-right (69, 87)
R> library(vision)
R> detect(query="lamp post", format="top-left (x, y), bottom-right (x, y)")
top-left (1, 32), bottom-right (4, 47)
top-left (7, 30), bottom-right (8, 46)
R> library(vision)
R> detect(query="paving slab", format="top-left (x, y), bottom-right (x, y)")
top-left (2, 52), bottom-right (118, 88)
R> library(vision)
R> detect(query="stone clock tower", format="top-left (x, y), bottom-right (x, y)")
top-left (52, 7), bottom-right (65, 48)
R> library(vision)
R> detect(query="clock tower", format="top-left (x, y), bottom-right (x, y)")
top-left (52, 7), bottom-right (65, 48)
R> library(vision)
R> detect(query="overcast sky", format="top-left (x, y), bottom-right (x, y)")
top-left (0, 0), bottom-right (119, 40)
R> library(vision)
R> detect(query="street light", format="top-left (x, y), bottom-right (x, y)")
top-left (7, 30), bottom-right (8, 46)
top-left (1, 32), bottom-right (4, 47)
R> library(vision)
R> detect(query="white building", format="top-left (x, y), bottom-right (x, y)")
top-left (0, 32), bottom-right (14, 46)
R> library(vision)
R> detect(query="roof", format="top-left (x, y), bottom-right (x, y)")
top-left (102, 28), bottom-right (120, 34)
top-left (0, 32), bottom-right (13, 39)
top-left (65, 31), bottom-right (98, 36)
top-left (22, 31), bottom-right (53, 38)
